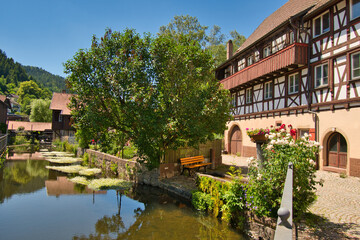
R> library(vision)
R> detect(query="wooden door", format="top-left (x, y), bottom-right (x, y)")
top-left (327, 133), bottom-right (347, 169)
top-left (230, 126), bottom-right (242, 155)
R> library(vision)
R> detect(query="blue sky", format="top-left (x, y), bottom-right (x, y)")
top-left (0, 0), bottom-right (287, 77)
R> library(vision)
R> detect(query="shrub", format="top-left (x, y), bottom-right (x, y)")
top-left (246, 126), bottom-right (322, 220)
top-left (82, 152), bottom-right (89, 166)
top-left (192, 191), bottom-right (214, 212)
top-left (110, 162), bottom-right (118, 174)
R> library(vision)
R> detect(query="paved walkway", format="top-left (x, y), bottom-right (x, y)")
top-left (223, 154), bottom-right (360, 239)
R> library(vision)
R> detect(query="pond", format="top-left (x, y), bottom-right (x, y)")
top-left (0, 160), bottom-right (246, 240)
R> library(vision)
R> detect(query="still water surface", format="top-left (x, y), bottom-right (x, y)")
top-left (0, 160), bottom-right (245, 240)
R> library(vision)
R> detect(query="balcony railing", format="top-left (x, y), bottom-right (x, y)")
top-left (219, 43), bottom-right (308, 90)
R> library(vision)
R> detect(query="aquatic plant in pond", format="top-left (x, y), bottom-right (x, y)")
top-left (46, 165), bottom-right (102, 176)
top-left (78, 168), bottom-right (102, 176)
top-left (68, 176), bottom-right (89, 185)
top-left (46, 165), bottom-right (87, 174)
top-left (45, 157), bottom-right (82, 164)
top-left (87, 178), bottom-right (133, 191)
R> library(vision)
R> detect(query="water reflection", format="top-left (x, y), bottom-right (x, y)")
top-left (45, 176), bottom-right (106, 197)
top-left (0, 160), bottom-right (245, 240)
top-left (0, 160), bottom-right (49, 203)
top-left (73, 186), bottom-right (243, 240)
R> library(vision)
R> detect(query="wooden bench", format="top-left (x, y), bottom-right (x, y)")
top-left (179, 155), bottom-right (212, 175)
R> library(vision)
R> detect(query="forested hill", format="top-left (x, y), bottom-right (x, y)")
top-left (0, 49), bottom-right (32, 93)
top-left (23, 66), bottom-right (66, 93)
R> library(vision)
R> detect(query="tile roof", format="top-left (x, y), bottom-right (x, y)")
top-left (7, 121), bottom-right (52, 132)
top-left (0, 95), bottom-right (11, 108)
top-left (0, 95), bottom-right (6, 103)
top-left (234, 0), bottom-right (332, 56)
top-left (50, 92), bottom-right (73, 115)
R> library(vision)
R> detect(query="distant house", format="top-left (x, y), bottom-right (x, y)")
top-left (7, 121), bottom-right (52, 132)
top-left (0, 95), bottom-right (11, 125)
top-left (50, 92), bottom-right (75, 140)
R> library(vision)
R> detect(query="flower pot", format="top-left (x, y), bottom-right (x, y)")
top-left (250, 134), bottom-right (267, 142)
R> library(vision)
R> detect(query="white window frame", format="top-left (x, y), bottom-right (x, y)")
top-left (351, 51), bottom-right (360, 80)
top-left (289, 31), bottom-right (295, 44)
top-left (264, 82), bottom-right (273, 100)
top-left (247, 56), bottom-right (253, 66)
top-left (288, 73), bottom-right (300, 94)
top-left (314, 63), bottom-right (329, 88)
top-left (313, 11), bottom-right (330, 37)
top-left (231, 93), bottom-right (237, 107)
top-left (246, 88), bottom-right (252, 104)
top-left (263, 46), bottom-right (271, 58)
top-left (238, 59), bottom-right (245, 71)
top-left (351, 0), bottom-right (360, 20)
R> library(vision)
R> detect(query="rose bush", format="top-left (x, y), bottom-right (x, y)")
top-left (246, 125), bottom-right (322, 220)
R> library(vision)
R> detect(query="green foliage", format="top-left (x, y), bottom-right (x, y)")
top-left (246, 129), bottom-right (322, 220)
top-left (65, 28), bottom-right (231, 169)
top-left (192, 191), bottom-right (214, 212)
top-left (0, 148), bottom-right (7, 168)
top-left (0, 123), bottom-right (7, 134)
top-left (52, 140), bottom-right (77, 154)
top-left (192, 171), bottom-right (246, 228)
top-left (17, 80), bottom-right (51, 115)
top-left (23, 65), bottom-right (66, 93)
top-left (82, 152), bottom-right (89, 166)
top-left (159, 16), bottom-right (246, 67)
top-left (29, 99), bottom-right (52, 122)
top-left (0, 50), bottom-right (54, 101)
top-left (110, 162), bottom-right (118, 174)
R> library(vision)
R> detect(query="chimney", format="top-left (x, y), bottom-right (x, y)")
top-left (227, 40), bottom-right (233, 60)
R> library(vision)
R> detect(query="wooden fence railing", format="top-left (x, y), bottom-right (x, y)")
top-left (0, 134), bottom-right (8, 158)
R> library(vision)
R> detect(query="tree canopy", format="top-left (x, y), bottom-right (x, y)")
top-left (159, 15), bottom-right (246, 67)
top-left (29, 99), bottom-right (52, 122)
top-left (65, 28), bottom-right (231, 168)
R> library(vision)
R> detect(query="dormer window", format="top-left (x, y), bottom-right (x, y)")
top-left (314, 12), bottom-right (330, 37)
top-left (351, 0), bottom-right (360, 20)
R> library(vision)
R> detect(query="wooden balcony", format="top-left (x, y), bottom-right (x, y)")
top-left (219, 43), bottom-right (308, 90)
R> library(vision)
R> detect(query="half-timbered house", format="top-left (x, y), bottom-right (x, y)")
top-left (216, 0), bottom-right (360, 177)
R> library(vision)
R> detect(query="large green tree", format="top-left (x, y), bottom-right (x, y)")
top-left (29, 99), bottom-right (52, 122)
top-left (17, 80), bottom-right (51, 115)
top-left (160, 15), bottom-right (246, 67)
top-left (65, 28), bottom-right (231, 168)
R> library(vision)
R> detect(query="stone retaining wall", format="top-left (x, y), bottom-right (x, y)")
top-left (85, 149), bottom-right (140, 182)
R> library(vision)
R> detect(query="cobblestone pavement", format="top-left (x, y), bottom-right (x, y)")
top-left (302, 171), bottom-right (360, 239)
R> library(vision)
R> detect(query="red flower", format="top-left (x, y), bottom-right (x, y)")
top-left (290, 129), bottom-right (297, 137)
top-left (280, 124), bottom-right (286, 129)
